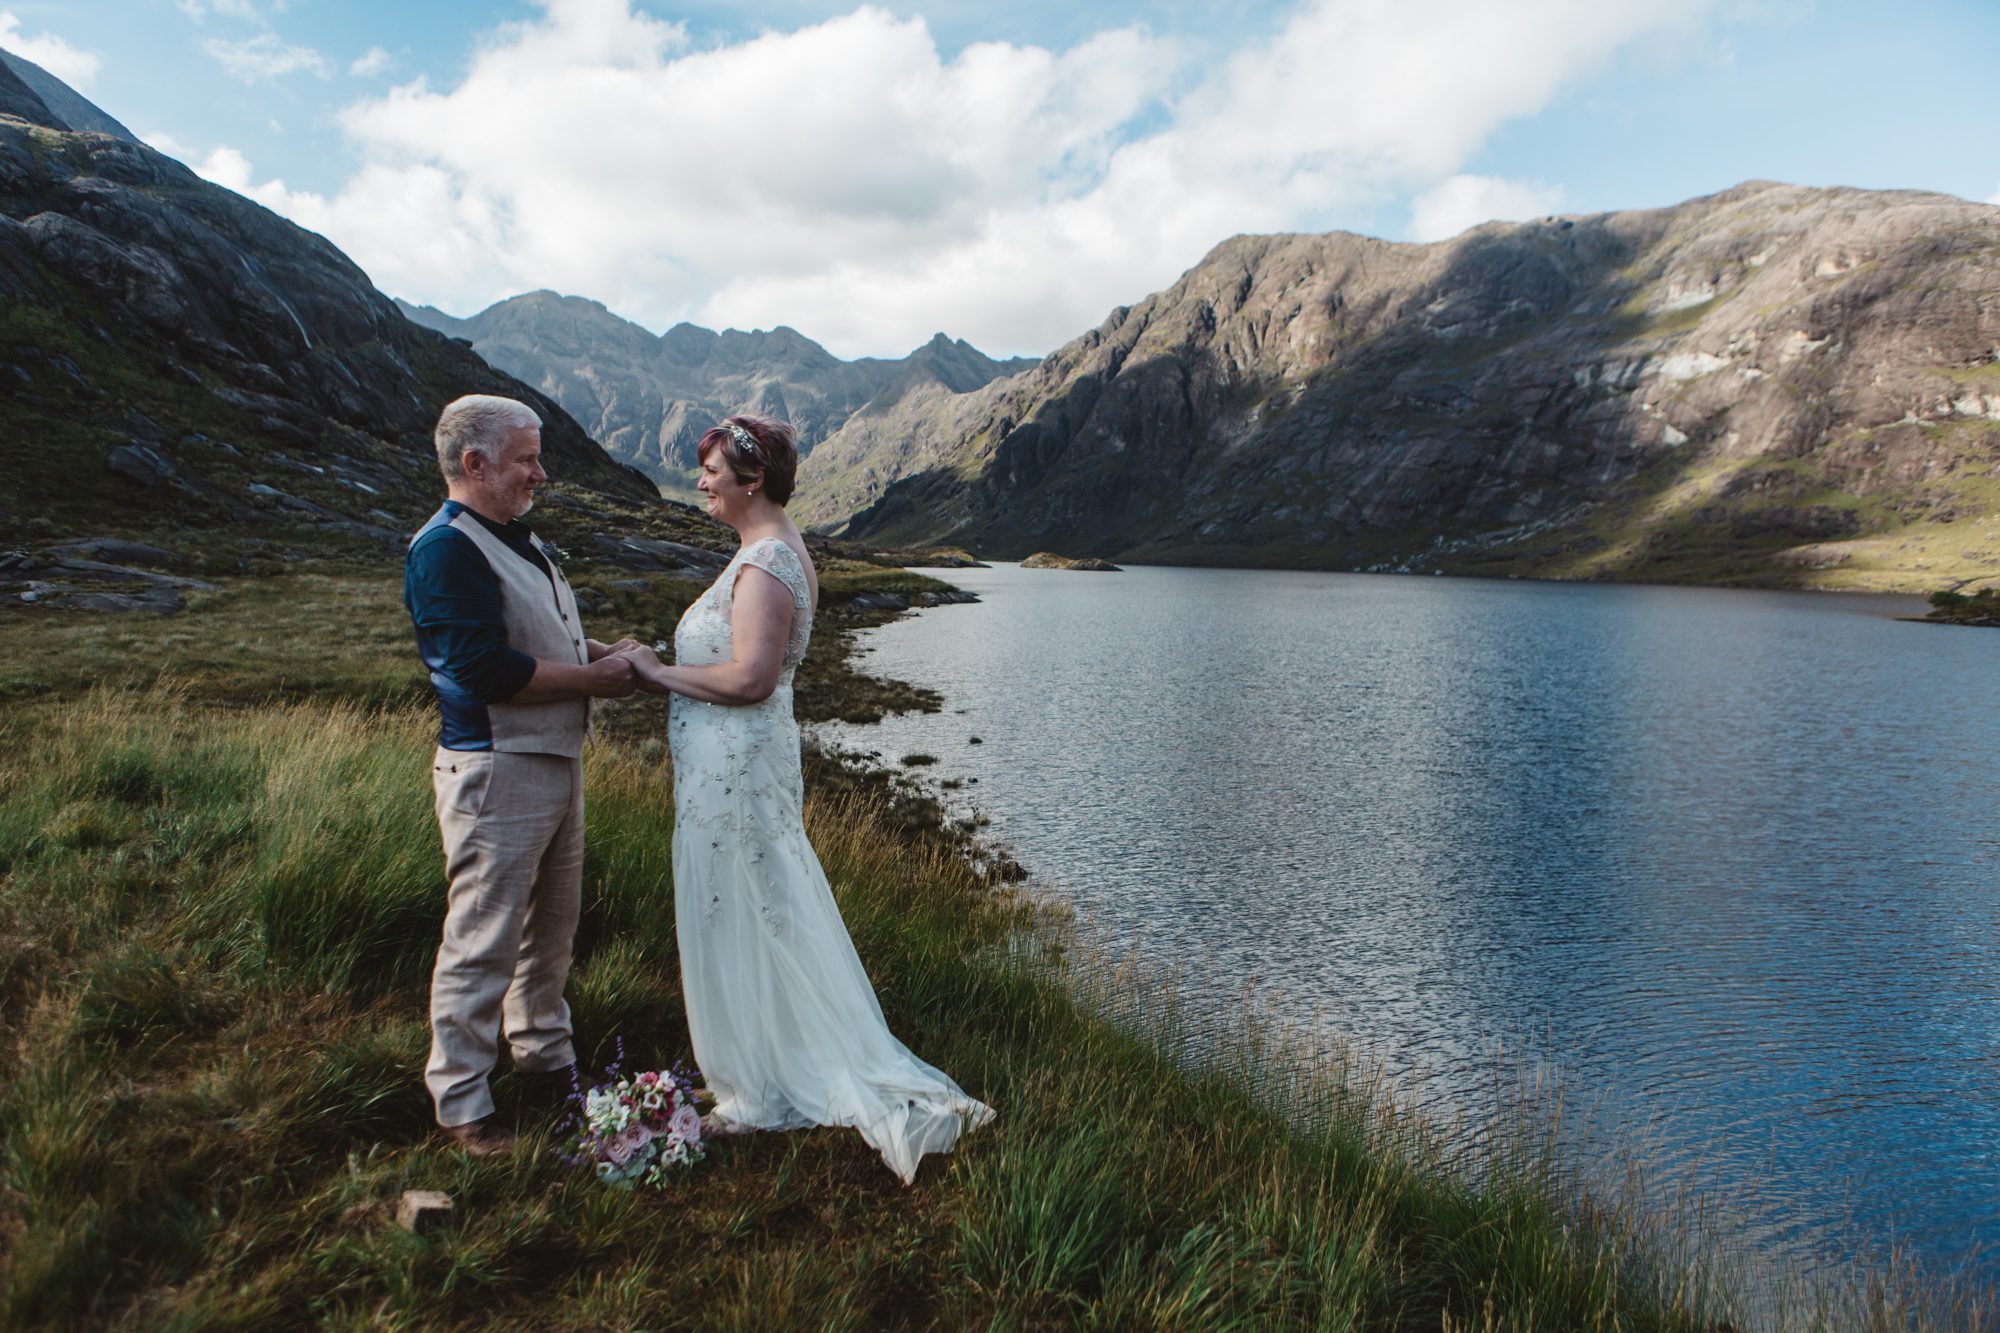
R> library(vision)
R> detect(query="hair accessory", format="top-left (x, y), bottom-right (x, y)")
top-left (725, 422), bottom-right (757, 457)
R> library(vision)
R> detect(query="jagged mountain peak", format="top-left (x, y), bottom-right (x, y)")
top-left (0, 49), bottom-right (138, 142)
top-left (0, 55), bottom-right (59, 131)
top-left (401, 294), bottom-right (1039, 492)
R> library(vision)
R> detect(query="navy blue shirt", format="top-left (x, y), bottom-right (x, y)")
top-left (405, 501), bottom-right (552, 750)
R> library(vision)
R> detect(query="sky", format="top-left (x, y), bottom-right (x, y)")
top-left (12, 0), bottom-right (1999, 359)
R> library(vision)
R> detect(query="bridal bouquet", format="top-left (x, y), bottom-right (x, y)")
top-left (558, 1064), bottom-right (705, 1189)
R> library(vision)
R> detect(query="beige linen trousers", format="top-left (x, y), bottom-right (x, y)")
top-left (425, 748), bottom-right (583, 1127)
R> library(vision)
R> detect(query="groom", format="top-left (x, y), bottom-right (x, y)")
top-left (405, 394), bottom-right (641, 1156)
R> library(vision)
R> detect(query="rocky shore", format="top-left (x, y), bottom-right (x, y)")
top-left (1020, 552), bottom-right (1121, 571)
top-left (1923, 587), bottom-right (2000, 627)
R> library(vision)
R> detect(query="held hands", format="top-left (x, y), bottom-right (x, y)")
top-left (583, 653), bottom-right (640, 698)
top-left (616, 643), bottom-right (672, 694)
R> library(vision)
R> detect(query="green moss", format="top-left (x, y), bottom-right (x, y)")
top-left (1933, 362), bottom-right (2000, 386)
top-left (1604, 293), bottom-right (1722, 342)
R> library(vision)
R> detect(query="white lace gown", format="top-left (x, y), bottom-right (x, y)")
top-left (668, 536), bottom-right (992, 1183)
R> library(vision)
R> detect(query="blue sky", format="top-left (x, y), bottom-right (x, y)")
top-left (13, 1), bottom-right (1998, 357)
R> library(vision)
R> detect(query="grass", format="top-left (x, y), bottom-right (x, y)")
top-left (0, 557), bottom-right (944, 720)
top-left (1428, 420), bottom-right (2000, 593)
top-left (1925, 586), bottom-right (2000, 624)
top-left (0, 588), bottom-right (1987, 1327)
top-left (0, 689), bottom-right (1712, 1330)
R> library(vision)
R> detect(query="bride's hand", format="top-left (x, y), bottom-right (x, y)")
top-left (616, 644), bottom-right (672, 693)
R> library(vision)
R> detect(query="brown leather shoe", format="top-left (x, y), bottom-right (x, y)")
top-left (441, 1116), bottom-right (517, 1158)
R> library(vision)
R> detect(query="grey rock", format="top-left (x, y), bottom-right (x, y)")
top-left (590, 533), bottom-right (731, 572)
top-left (38, 558), bottom-right (218, 591)
top-left (106, 443), bottom-right (178, 489)
top-left (42, 539), bottom-right (184, 568)
top-left (18, 582), bottom-right (185, 614)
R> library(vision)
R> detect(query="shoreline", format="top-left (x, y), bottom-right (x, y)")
top-left (905, 554), bottom-right (1944, 604)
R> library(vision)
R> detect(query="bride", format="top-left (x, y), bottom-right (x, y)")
top-left (624, 415), bottom-right (991, 1184)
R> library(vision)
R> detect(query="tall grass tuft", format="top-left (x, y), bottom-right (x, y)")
top-left (241, 703), bottom-right (444, 995)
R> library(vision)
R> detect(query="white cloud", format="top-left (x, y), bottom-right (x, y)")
top-left (350, 45), bottom-right (391, 77)
top-left (0, 11), bottom-right (102, 88)
top-left (205, 0), bottom-right (1717, 357)
top-left (203, 32), bottom-right (329, 82)
top-left (1987, 182), bottom-right (2000, 207)
top-left (1408, 175), bottom-right (1568, 243)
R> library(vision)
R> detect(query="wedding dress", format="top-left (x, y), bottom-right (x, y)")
top-left (668, 535), bottom-right (992, 1183)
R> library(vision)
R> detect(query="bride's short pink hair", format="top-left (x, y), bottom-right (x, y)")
top-left (698, 415), bottom-right (799, 505)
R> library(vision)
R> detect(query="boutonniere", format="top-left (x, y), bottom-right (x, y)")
top-left (541, 540), bottom-right (570, 569)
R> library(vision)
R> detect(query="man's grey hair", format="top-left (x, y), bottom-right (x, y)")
top-left (434, 394), bottom-right (542, 482)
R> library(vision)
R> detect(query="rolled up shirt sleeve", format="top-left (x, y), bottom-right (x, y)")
top-left (406, 529), bottom-right (538, 703)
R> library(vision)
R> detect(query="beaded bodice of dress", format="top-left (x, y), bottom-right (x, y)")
top-left (672, 537), bottom-right (814, 689)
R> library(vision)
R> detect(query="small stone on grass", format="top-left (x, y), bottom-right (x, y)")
top-left (396, 1190), bottom-right (454, 1234)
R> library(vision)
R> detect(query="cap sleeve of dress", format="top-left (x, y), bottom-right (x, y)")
top-left (737, 537), bottom-right (810, 609)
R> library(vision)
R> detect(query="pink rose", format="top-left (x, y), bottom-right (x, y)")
top-left (603, 1135), bottom-right (633, 1165)
top-left (671, 1105), bottom-right (701, 1145)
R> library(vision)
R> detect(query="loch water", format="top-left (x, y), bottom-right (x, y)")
top-left (814, 563), bottom-right (2000, 1284)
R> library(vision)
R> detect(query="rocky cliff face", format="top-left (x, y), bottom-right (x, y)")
top-left (399, 291), bottom-right (1036, 497)
top-left (0, 51), bottom-right (137, 142)
top-left (0, 92), bottom-right (678, 572)
top-left (804, 182), bottom-right (2000, 591)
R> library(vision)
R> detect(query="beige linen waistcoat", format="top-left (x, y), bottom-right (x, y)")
top-left (448, 511), bottom-right (591, 757)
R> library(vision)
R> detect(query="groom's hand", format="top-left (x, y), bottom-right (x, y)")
top-left (584, 653), bottom-right (639, 698)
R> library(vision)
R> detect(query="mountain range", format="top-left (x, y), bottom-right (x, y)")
top-left (0, 54), bottom-right (732, 609)
top-left (3, 51), bottom-right (1995, 597)
top-left (796, 182), bottom-right (2000, 591)
top-left (398, 292), bottom-right (1036, 500)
